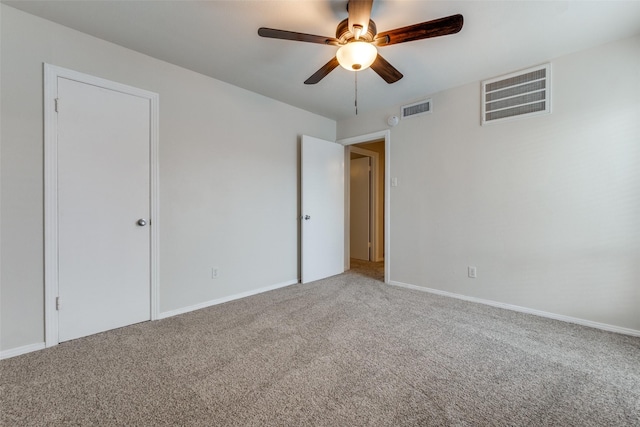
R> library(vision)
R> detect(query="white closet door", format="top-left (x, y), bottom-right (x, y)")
top-left (57, 77), bottom-right (151, 342)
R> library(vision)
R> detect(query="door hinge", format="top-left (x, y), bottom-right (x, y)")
top-left (368, 242), bottom-right (372, 247)
top-left (56, 296), bottom-right (60, 310)
top-left (54, 98), bottom-right (60, 113)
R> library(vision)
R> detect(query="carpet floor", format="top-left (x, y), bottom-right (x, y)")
top-left (1, 264), bottom-right (639, 426)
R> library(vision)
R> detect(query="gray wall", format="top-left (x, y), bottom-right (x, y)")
top-left (338, 35), bottom-right (640, 332)
top-left (0, 5), bottom-right (336, 352)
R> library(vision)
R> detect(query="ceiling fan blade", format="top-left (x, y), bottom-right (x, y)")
top-left (258, 28), bottom-right (340, 46)
top-left (348, 0), bottom-right (373, 37)
top-left (370, 54), bottom-right (403, 84)
top-left (374, 14), bottom-right (463, 46)
top-left (304, 57), bottom-right (341, 85)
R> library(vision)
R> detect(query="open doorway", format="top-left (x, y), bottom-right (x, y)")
top-left (340, 130), bottom-right (390, 283)
top-left (345, 138), bottom-right (386, 282)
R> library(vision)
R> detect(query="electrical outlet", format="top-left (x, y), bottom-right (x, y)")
top-left (212, 267), bottom-right (219, 279)
top-left (468, 266), bottom-right (477, 278)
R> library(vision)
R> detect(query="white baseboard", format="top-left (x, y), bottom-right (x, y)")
top-left (6, 280), bottom-right (633, 359)
top-left (1, 280), bottom-right (299, 359)
top-left (389, 280), bottom-right (640, 337)
top-left (158, 279), bottom-right (298, 319)
top-left (0, 342), bottom-right (46, 360)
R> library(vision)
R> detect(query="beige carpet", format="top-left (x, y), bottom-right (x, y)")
top-left (349, 258), bottom-right (384, 281)
top-left (2, 265), bottom-right (639, 426)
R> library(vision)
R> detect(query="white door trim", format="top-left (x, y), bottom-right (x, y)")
top-left (338, 130), bottom-right (390, 284)
top-left (43, 63), bottom-right (160, 347)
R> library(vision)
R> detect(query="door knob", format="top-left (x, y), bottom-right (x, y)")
top-left (304, 215), bottom-right (311, 220)
top-left (137, 219), bottom-right (148, 226)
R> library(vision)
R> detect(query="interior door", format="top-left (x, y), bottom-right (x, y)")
top-left (301, 135), bottom-right (345, 284)
top-left (57, 77), bottom-right (151, 342)
top-left (350, 156), bottom-right (371, 260)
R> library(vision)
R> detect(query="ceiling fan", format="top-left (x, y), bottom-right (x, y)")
top-left (258, 0), bottom-right (463, 85)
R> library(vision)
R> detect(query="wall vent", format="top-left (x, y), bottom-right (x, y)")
top-left (401, 98), bottom-right (432, 119)
top-left (482, 63), bottom-right (551, 125)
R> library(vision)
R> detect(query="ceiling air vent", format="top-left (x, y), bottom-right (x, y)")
top-left (482, 63), bottom-right (551, 125)
top-left (401, 98), bottom-right (432, 119)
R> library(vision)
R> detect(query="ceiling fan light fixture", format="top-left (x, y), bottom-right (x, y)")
top-left (336, 41), bottom-right (377, 71)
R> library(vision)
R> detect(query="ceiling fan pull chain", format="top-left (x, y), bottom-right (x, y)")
top-left (355, 71), bottom-right (358, 115)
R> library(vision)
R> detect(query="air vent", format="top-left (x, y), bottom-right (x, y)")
top-left (482, 64), bottom-right (551, 125)
top-left (401, 98), bottom-right (432, 119)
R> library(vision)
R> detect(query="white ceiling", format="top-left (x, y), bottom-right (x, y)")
top-left (5, 0), bottom-right (640, 120)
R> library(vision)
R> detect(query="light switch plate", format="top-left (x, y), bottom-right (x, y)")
top-left (468, 266), bottom-right (477, 278)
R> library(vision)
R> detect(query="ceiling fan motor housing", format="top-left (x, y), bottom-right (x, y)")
top-left (336, 19), bottom-right (377, 44)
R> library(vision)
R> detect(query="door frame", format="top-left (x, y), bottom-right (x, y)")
top-left (43, 63), bottom-right (160, 347)
top-left (338, 130), bottom-right (390, 284)
top-left (348, 147), bottom-right (379, 262)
